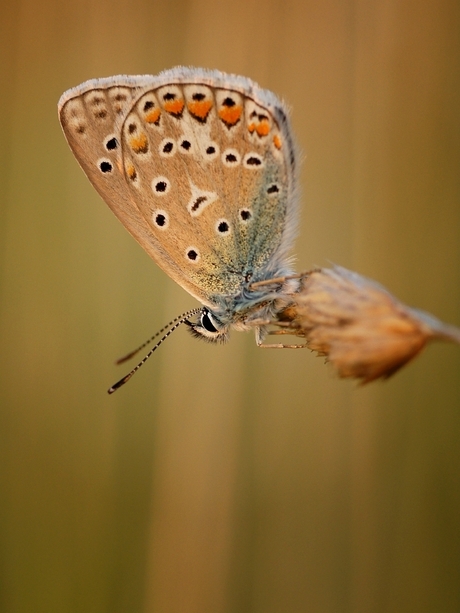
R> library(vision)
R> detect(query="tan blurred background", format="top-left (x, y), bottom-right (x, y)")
top-left (1, 1), bottom-right (459, 612)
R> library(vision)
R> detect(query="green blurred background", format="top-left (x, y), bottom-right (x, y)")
top-left (1, 1), bottom-right (459, 612)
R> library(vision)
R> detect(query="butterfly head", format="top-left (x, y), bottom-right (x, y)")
top-left (185, 307), bottom-right (229, 343)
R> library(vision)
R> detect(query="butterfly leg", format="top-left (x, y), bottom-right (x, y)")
top-left (254, 326), bottom-right (308, 349)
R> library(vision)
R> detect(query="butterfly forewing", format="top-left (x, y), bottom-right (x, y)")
top-left (59, 79), bottom-right (209, 304)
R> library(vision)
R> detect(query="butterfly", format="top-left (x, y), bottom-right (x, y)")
top-left (58, 67), bottom-right (300, 391)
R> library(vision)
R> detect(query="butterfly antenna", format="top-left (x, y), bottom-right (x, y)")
top-left (115, 309), bottom-right (201, 364)
top-left (108, 308), bottom-right (201, 394)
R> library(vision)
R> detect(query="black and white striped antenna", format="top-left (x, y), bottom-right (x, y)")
top-left (108, 308), bottom-right (201, 394)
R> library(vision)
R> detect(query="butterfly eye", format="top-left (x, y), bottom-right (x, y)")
top-left (201, 310), bottom-right (219, 333)
top-left (185, 308), bottom-right (228, 343)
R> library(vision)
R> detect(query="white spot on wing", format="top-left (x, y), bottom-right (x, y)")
top-left (187, 182), bottom-right (218, 217)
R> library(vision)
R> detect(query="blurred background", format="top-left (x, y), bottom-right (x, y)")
top-left (1, 1), bottom-right (459, 612)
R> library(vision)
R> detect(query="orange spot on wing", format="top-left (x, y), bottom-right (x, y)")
top-left (219, 106), bottom-right (242, 126)
top-left (145, 108), bottom-right (161, 124)
top-left (255, 119), bottom-right (270, 137)
top-left (129, 133), bottom-right (149, 154)
top-left (248, 119), bottom-right (270, 137)
top-left (126, 163), bottom-right (137, 181)
top-left (164, 99), bottom-right (184, 115)
top-left (188, 99), bottom-right (212, 119)
top-left (273, 134), bottom-right (282, 149)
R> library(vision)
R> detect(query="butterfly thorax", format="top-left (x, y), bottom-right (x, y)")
top-left (187, 263), bottom-right (299, 342)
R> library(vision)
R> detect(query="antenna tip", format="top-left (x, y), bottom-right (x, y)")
top-left (107, 373), bottom-right (132, 394)
top-left (115, 350), bottom-right (138, 365)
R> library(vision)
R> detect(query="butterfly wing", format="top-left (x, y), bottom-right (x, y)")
top-left (58, 68), bottom-right (298, 307)
top-left (59, 75), bottom-right (214, 305)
